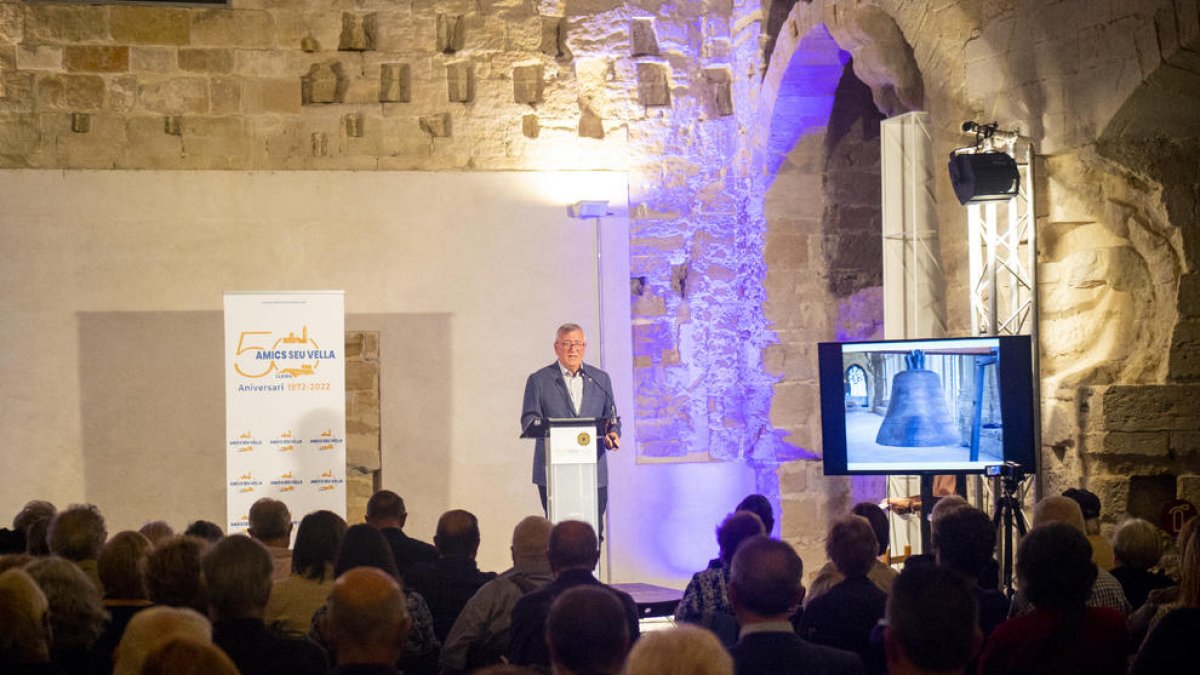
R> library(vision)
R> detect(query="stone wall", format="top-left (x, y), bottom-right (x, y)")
top-left (345, 331), bottom-right (381, 526)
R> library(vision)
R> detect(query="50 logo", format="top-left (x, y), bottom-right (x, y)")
top-left (233, 327), bottom-right (322, 379)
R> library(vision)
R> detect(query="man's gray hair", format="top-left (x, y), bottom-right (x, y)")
top-left (114, 606), bottom-right (211, 675)
top-left (26, 557), bottom-right (107, 651)
top-left (201, 535), bottom-right (273, 619)
top-left (247, 498), bottom-right (291, 542)
top-left (556, 323), bottom-right (584, 339)
top-left (48, 503), bottom-right (108, 561)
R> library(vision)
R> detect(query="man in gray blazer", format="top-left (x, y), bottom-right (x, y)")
top-left (521, 323), bottom-right (621, 518)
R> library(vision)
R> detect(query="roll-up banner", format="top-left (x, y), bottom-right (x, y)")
top-left (224, 291), bottom-right (346, 535)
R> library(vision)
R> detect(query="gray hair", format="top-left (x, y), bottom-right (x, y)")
top-left (201, 535), bottom-right (273, 618)
top-left (48, 504), bottom-right (108, 561)
top-left (556, 323), bottom-right (584, 339)
top-left (114, 606), bottom-right (211, 675)
top-left (1112, 518), bottom-right (1163, 570)
top-left (26, 557), bottom-right (107, 651)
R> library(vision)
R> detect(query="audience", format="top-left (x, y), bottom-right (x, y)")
top-left (365, 490), bottom-right (438, 579)
top-left (884, 565), bottom-right (980, 675)
top-left (145, 535), bottom-right (207, 613)
top-left (546, 586), bottom-right (630, 675)
top-left (324, 567), bottom-right (411, 675)
top-left (10, 500), bottom-right (56, 556)
top-left (1131, 515), bottom-right (1199, 672)
top-left (247, 498), bottom-right (294, 581)
top-left (799, 515), bottom-right (886, 674)
top-left (94, 531), bottom-right (154, 661)
top-left (978, 523), bottom-right (1128, 675)
top-left (264, 509), bottom-right (347, 634)
top-left (674, 510), bottom-right (765, 645)
top-left (440, 515), bottom-right (553, 674)
top-left (141, 637), bottom-right (240, 675)
top-left (1109, 517), bottom-right (1172, 611)
top-left (202, 534), bottom-right (327, 675)
top-left (406, 509), bottom-right (497, 642)
top-left (138, 521), bottom-right (175, 548)
top-left (735, 494), bottom-right (776, 537)
top-left (624, 623), bottom-right (733, 675)
top-left (47, 504), bottom-right (107, 592)
top-left (0, 567), bottom-right (54, 671)
top-left (807, 502), bottom-right (897, 605)
top-left (728, 535), bottom-right (863, 675)
top-left (182, 520), bottom-right (224, 544)
top-left (1128, 514), bottom-right (1197, 646)
top-left (26, 556), bottom-right (109, 674)
top-left (113, 605), bottom-right (211, 675)
top-left (1062, 488), bottom-right (1115, 570)
top-left (932, 506), bottom-right (1008, 639)
top-left (1008, 496), bottom-right (1130, 617)
top-left (507, 520), bottom-right (639, 670)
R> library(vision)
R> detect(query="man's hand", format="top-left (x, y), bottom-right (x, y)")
top-left (604, 431), bottom-right (620, 450)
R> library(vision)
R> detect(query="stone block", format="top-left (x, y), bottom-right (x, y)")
top-left (130, 47), bottom-right (176, 73)
top-left (522, 113), bottom-right (539, 138)
top-left (16, 45), bottom-right (62, 71)
top-left (1179, 475), bottom-right (1200, 507)
top-left (36, 74), bottom-right (106, 111)
top-left (346, 432), bottom-right (381, 472)
top-left (446, 61), bottom-right (473, 102)
top-left (379, 63), bottom-right (411, 103)
top-left (1099, 384), bottom-right (1200, 432)
top-left (345, 361), bottom-right (376, 391)
top-left (121, 116), bottom-right (184, 168)
top-left (578, 102), bottom-right (604, 139)
top-left (301, 61), bottom-right (347, 105)
top-left (540, 16), bottom-right (571, 60)
top-left (419, 113), bottom-right (450, 138)
top-left (630, 18), bottom-right (659, 56)
top-left (339, 12), bottom-right (377, 51)
top-left (636, 62), bottom-right (671, 106)
top-left (244, 78), bottom-right (299, 114)
top-left (1084, 431), bottom-right (1170, 457)
top-left (110, 6), bottom-right (190, 46)
top-left (703, 67), bottom-right (733, 116)
top-left (108, 75), bottom-right (137, 113)
top-left (25, 5), bottom-right (107, 43)
top-left (139, 77), bottom-right (209, 114)
top-left (210, 76), bottom-right (241, 114)
top-left (64, 46), bottom-right (130, 73)
top-left (0, 3), bottom-right (22, 44)
top-left (191, 9), bottom-right (275, 49)
top-left (0, 113), bottom-right (39, 166)
top-left (1170, 431), bottom-right (1200, 460)
top-left (178, 49), bottom-right (233, 74)
top-left (437, 14), bottom-right (465, 53)
top-left (512, 64), bottom-right (543, 104)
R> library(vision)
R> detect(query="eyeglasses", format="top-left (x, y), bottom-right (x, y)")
top-left (556, 341), bottom-right (586, 350)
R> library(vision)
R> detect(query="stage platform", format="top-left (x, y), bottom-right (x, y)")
top-left (612, 582), bottom-right (683, 619)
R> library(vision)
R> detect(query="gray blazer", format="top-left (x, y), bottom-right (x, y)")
top-left (520, 362), bottom-right (620, 487)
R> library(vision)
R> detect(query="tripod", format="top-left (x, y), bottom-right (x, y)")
top-left (991, 469), bottom-right (1029, 598)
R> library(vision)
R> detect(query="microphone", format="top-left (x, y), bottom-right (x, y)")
top-left (581, 367), bottom-right (619, 440)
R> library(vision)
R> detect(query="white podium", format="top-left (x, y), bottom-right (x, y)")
top-left (534, 417), bottom-right (603, 535)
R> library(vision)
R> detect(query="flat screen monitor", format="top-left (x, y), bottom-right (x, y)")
top-left (818, 336), bottom-right (1036, 475)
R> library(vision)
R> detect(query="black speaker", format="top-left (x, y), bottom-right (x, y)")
top-left (948, 152), bottom-right (1019, 205)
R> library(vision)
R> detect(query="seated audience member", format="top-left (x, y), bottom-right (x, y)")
top-left (94, 531), bottom-right (154, 660)
top-left (624, 623), bottom-right (733, 675)
top-left (884, 565), bottom-right (980, 675)
top-left (1008, 496), bottom-right (1130, 617)
top-left (736, 494), bottom-right (776, 537)
top-left (978, 523), bottom-right (1128, 675)
top-left (728, 536), bottom-right (863, 675)
top-left (247, 498), bottom-right (294, 580)
top-left (507, 521), bottom-right (639, 670)
top-left (932, 506), bottom-right (1008, 639)
top-left (141, 637), bottom-right (239, 675)
top-left (320, 524), bottom-right (438, 674)
top-left (4, 501), bottom-right (56, 556)
top-left (897, 495), bottom-right (970, 573)
top-left (264, 510), bottom-right (347, 634)
top-left (0, 554), bottom-right (34, 574)
top-left (1109, 517), bottom-right (1172, 611)
top-left (1062, 488), bottom-right (1115, 570)
top-left (365, 490), bottom-right (438, 579)
top-left (182, 520), bottom-right (224, 544)
top-left (138, 521), bottom-right (174, 549)
top-left (202, 535), bottom-right (327, 675)
top-left (546, 586), bottom-right (630, 675)
top-left (799, 516), bottom-right (886, 674)
top-left (440, 515), bottom-right (553, 674)
top-left (324, 567), bottom-right (411, 675)
top-left (674, 511), bottom-right (765, 645)
top-left (1132, 516), bottom-right (1200, 671)
top-left (1128, 515), bottom-right (1196, 646)
top-left (405, 510), bottom-right (497, 642)
top-left (26, 556), bottom-right (109, 674)
top-left (47, 504), bottom-right (107, 592)
top-left (0, 568), bottom-right (54, 671)
top-left (113, 606), bottom-right (211, 675)
top-left (145, 535), bottom-right (207, 613)
top-left (807, 503), bottom-right (898, 605)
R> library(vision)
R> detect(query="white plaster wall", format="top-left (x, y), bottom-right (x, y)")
top-left (0, 169), bottom-right (640, 576)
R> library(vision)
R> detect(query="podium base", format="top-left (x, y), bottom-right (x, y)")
top-left (539, 485), bottom-right (608, 540)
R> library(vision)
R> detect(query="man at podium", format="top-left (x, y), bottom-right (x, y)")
top-left (521, 323), bottom-right (621, 518)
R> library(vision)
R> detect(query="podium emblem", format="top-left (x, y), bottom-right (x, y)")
top-left (577, 432), bottom-right (591, 446)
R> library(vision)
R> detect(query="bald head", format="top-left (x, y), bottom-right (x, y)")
top-left (327, 567), bottom-right (410, 665)
top-left (114, 606), bottom-right (211, 675)
top-left (1033, 496), bottom-right (1086, 532)
top-left (434, 509), bottom-right (481, 558)
top-left (512, 516), bottom-right (552, 561)
top-left (0, 568), bottom-right (51, 663)
top-left (549, 520), bottom-right (599, 573)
